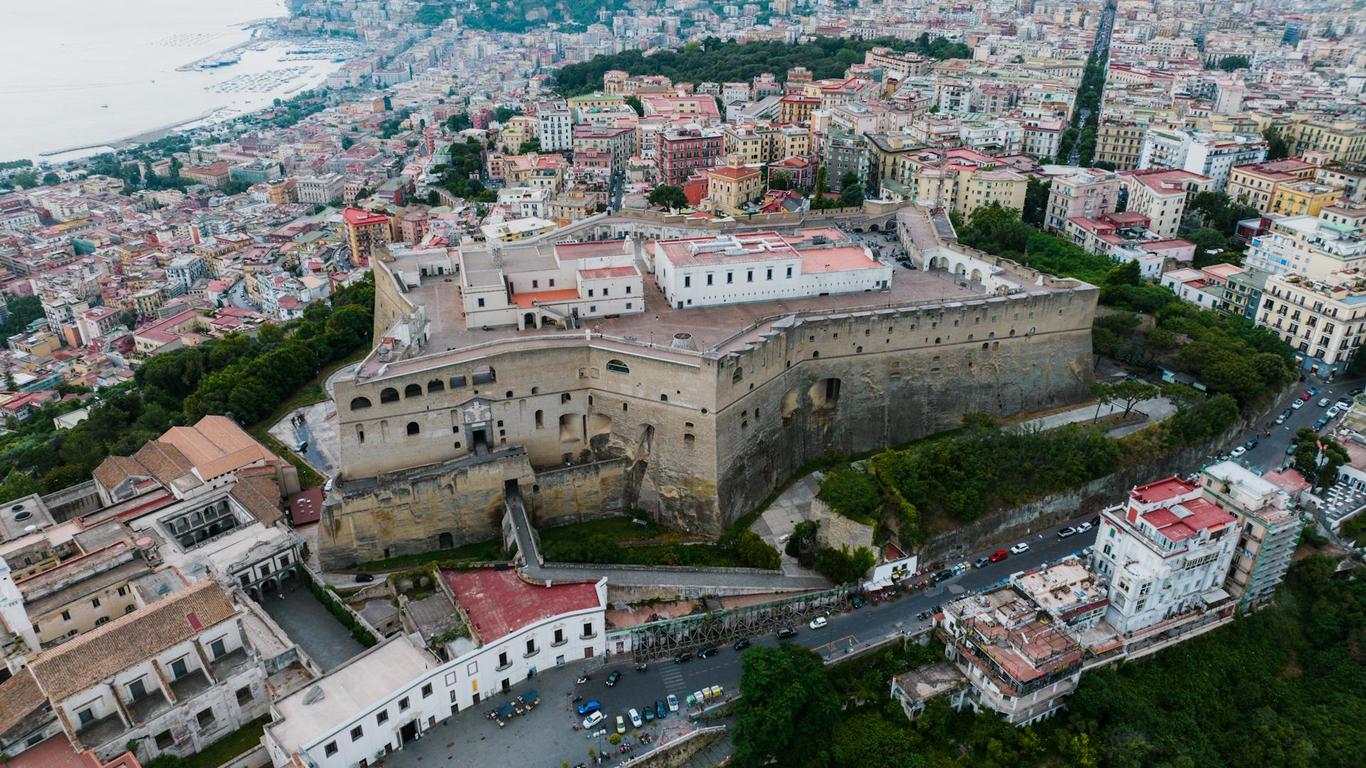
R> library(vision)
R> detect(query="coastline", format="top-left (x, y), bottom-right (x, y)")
top-left (39, 107), bottom-right (227, 158)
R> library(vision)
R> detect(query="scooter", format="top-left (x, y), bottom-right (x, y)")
top-left (576, 675), bottom-right (590, 684)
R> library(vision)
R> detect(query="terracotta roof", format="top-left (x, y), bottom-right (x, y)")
top-left (158, 416), bottom-right (281, 480)
top-left (0, 668), bottom-right (48, 738)
top-left (92, 455), bottom-right (149, 492)
top-left (131, 440), bottom-right (196, 488)
top-left (230, 471), bottom-right (283, 527)
top-left (27, 580), bottom-right (237, 702)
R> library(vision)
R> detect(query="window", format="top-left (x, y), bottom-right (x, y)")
top-left (170, 657), bottom-right (188, 679)
top-left (786, 266), bottom-right (793, 278)
top-left (377, 710), bottom-right (389, 725)
top-left (706, 274), bottom-right (714, 286)
top-left (61, 610), bottom-right (70, 621)
top-left (406, 422), bottom-right (420, 436)
top-left (732, 367), bottom-right (743, 383)
top-left (236, 686), bottom-right (253, 706)
top-left (399, 696), bottom-right (410, 711)
top-left (553, 628), bottom-right (565, 645)
top-left (351, 725), bottom-right (364, 742)
top-left (128, 678), bottom-right (147, 700)
top-left (746, 270), bottom-right (754, 282)
top-left (404, 384), bottom-right (422, 398)
top-left (422, 683), bottom-right (433, 698)
top-left (477, 297), bottom-right (485, 307)
top-left (380, 388), bottom-right (399, 403)
top-left (582, 621), bottom-right (595, 638)
top-left (91, 597), bottom-right (100, 609)
top-left (427, 379), bottom-right (444, 393)
top-left (526, 639), bottom-right (537, 655)
top-left (324, 742), bottom-right (338, 758)
top-left (534, 410), bottom-right (544, 429)
top-left (350, 397), bottom-right (372, 410)
top-left (684, 275), bottom-right (691, 288)
top-left (157, 731), bottom-right (175, 750)
top-left (561, 393), bottom-right (571, 404)
top-left (197, 708), bottom-right (216, 728)
top-left (606, 359), bottom-right (630, 374)
top-left (726, 272), bottom-right (734, 284)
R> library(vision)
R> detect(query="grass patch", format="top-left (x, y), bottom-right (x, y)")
top-left (354, 539), bottom-right (507, 571)
top-left (538, 515), bottom-right (761, 568)
top-left (181, 715), bottom-right (269, 768)
top-left (538, 515), bottom-right (660, 546)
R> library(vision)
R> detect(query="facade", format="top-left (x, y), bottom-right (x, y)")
top-left (652, 229), bottom-right (892, 309)
top-left (1226, 158), bottom-right (1318, 211)
top-left (1200, 461), bottom-right (1301, 610)
top-left (1044, 169), bottom-right (1120, 233)
top-left (342, 209), bottom-right (392, 268)
top-left (1258, 269), bottom-right (1366, 375)
top-left (1095, 118), bottom-right (1146, 170)
top-left (1120, 169), bottom-right (1214, 239)
top-left (703, 165), bottom-right (763, 215)
top-left (656, 128), bottom-right (724, 186)
top-left (1271, 181), bottom-right (1343, 218)
top-left (1222, 266), bottom-right (1271, 319)
top-left (297, 174), bottom-right (347, 206)
top-left (0, 581), bottom-right (268, 762)
top-left (264, 574), bottom-right (607, 768)
top-left (1092, 477), bottom-right (1239, 635)
top-left (1243, 207), bottom-right (1366, 279)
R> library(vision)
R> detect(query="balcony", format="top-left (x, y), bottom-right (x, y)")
top-left (209, 647), bottom-right (252, 680)
top-left (127, 689), bottom-right (172, 724)
top-left (169, 669), bottom-right (214, 702)
top-left (76, 713), bottom-right (128, 751)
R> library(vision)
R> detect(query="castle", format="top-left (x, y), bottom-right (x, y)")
top-left (318, 206), bottom-right (1098, 568)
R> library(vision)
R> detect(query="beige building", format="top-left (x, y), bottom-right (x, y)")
top-left (1120, 169), bottom-right (1213, 238)
top-left (1270, 181), bottom-right (1343, 218)
top-left (1281, 118), bottom-right (1366, 164)
top-left (1243, 206), bottom-right (1366, 279)
top-left (1095, 119), bottom-right (1147, 170)
top-left (1258, 269), bottom-right (1366, 375)
top-left (1044, 169), bottom-right (1120, 233)
top-left (1226, 158), bottom-right (1319, 212)
top-left (705, 164), bottom-right (764, 215)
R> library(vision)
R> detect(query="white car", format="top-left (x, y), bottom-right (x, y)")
top-left (628, 708), bottom-right (642, 728)
top-left (1292, 399), bottom-right (1305, 409)
top-left (1231, 446), bottom-right (1247, 457)
top-left (582, 711), bottom-right (605, 730)
top-left (666, 694), bottom-right (679, 712)
top-left (808, 616), bottom-right (828, 630)
top-left (1326, 406), bottom-right (1341, 418)
top-left (1009, 542), bottom-right (1030, 555)
top-left (1075, 521), bottom-right (1093, 534)
top-left (1318, 397), bottom-right (1331, 407)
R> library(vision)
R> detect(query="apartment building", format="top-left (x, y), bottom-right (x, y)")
top-left (1138, 129), bottom-right (1266, 191)
top-left (1120, 169), bottom-right (1213, 239)
top-left (1226, 158), bottom-right (1319, 212)
top-left (1271, 181), bottom-right (1343, 218)
top-left (1092, 476), bottom-right (1239, 635)
top-left (1258, 269), bottom-right (1366, 375)
top-left (655, 128), bottom-right (724, 186)
top-left (1095, 118), bottom-right (1147, 170)
top-left (535, 106), bottom-right (573, 152)
top-left (1282, 117), bottom-right (1366, 164)
top-left (704, 164), bottom-right (764, 215)
top-left (0, 581), bottom-right (268, 762)
top-left (1243, 206), bottom-right (1366, 279)
top-left (342, 208), bottom-right (392, 268)
top-left (1200, 461), bottom-right (1301, 610)
top-left (1044, 169), bottom-right (1120, 233)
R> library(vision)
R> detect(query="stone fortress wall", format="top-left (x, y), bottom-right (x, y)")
top-left (317, 207), bottom-right (1098, 569)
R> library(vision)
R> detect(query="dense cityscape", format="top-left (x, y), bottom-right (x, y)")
top-left (0, 1), bottom-right (1363, 767)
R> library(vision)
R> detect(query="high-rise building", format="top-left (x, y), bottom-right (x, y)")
top-left (1200, 461), bottom-right (1301, 610)
top-left (342, 208), bottom-right (392, 267)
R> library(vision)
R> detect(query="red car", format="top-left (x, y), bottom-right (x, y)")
top-left (988, 549), bottom-right (1009, 563)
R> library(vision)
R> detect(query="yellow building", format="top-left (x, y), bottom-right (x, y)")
top-left (1226, 158), bottom-right (1318, 211)
top-left (779, 94), bottom-right (820, 125)
top-left (1271, 181), bottom-right (1343, 218)
top-left (705, 164), bottom-right (764, 215)
top-left (1282, 118), bottom-right (1366, 163)
top-left (567, 93), bottom-right (626, 116)
top-left (1095, 119), bottom-right (1146, 170)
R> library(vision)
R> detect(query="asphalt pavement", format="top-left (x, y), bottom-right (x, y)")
top-left (1224, 377), bottom-right (1359, 475)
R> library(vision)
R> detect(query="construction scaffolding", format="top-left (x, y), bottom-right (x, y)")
top-left (616, 586), bottom-right (853, 664)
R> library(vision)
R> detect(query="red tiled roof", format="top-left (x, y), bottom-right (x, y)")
top-left (1131, 476), bottom-right (1197, 505)
top-left (342, 208), bottom-right (389, 227)
top-left (442, 569), bottom-right (599, 642)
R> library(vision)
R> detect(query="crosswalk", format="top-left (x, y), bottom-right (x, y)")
top-left (658, 662), bottom-right (687, 695)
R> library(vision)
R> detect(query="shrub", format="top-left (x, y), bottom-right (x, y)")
top-left (816, 468), bottom-right (882, 524)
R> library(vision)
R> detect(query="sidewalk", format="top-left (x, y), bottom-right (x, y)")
top-left (1012, 396), bottom-right (1174, 435)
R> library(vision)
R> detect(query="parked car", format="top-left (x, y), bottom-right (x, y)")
top-left (605, 671), bottom-right (621, 687)
top-left (582, 711), bottom-right (605, 730)
top-left (353, 573), bottom-right (375, 583)
top-left (777, 627), bottom-right (798, 639)
top-left (673, 651), bottom-right (692, 664)
top-left (643, 706), bottom-right (654, 723)
top-left (629, 708), bottom-right (643, 728)
top-left (615, 715), bottom-right (626, 734)
top-left (577, 700), bottom-right (602, 716)
top-left (1292, 399), bottom-right (1305, 409)
top-left (1075, 521), bottom-right (1093, 534)
top-left (1308, 387), bottom-right (1319, 396)
top-left (931, 569), bottom-right (954, 583)
top-left (808, 616), bottom-right (828, 630)
top-left (1326, 406), bottom-right (1340, 419)
top-left (1009, 542), bottom-right (1031, 555)
top-left (1318, 397), bottom-right (1331, 407)
top-left (1057, 526), bottom-right (1077, 539)
top-left (989, 549), bottom-right (1009, 562)
top-left (697, 645), bottom-right (719, 659)
top-left (666, 694), bottom-right (680, 712)
top-left (1245, 438), bottom-right (1259, 450)
top-left (850, 595), bottom-right (864, 609)
top-left (974, 555), bottom-right (991, 569)
top-left (733, 638), bottom-right (752, 651)
top-left (1314, 418), bottom-right (1328, 431)
top-left (656, 699), bottom-right (668, 720)
top-left (1231, 446), bottom-right (1246, 457)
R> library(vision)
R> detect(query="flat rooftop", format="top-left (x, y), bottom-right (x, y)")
top-left (441, 568), bottom-right (600, 644)
top-left (269, 636), bottom-right (436, 754)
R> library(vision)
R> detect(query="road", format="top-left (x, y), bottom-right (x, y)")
top-left (575, 512), bottom-right (1100, 725)
top-left (1226, 376), bottom-right (1359, 475)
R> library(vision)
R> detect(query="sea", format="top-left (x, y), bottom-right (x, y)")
top-left (0, 0), bottom-right (348, 163)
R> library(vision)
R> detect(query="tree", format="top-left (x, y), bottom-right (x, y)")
top-left (42, 172), bottom-right (60, 186)
top-left (813, 545), bottom-right (876, 584)
top-left (1022, 177), bottom-right (1050, 227)
top-left (1263, 126), bottom-right (1290, 160)
top-left (733, 645), bottom-right (840, 768)
top-left (624, 95), bottom-right (643, 116)
top-left (1095, 380), bottom-right (1161, 418)
top-left (838, 171), bottom-right (864, 207)
top-left (646, 184), bottom-right (688, 210)
top-left (1215, 55), bottom-right (1251, 71)
top-left (382, 94), bottom-right (393, 111)
top-left (817, 468), bottom-right (881, 523)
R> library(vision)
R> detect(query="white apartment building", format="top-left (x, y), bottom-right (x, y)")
top-left (536, 108), bottom-right (573, 153)
top-left (1258, 269), bottom-right (1366, 375)
top-left (458, 238), bottom-right (644, 330)
top-left (1199, 461), bottom-right (1301, 610)
top-left (1243, 207), bottom-right (1366, 279)
top-left (1138, 129), bottom-right (1267, 191)
top-left (265, 574), bottom-right (607, 768)
top-left (1092, 476), bottom-right (1240, 635)
top-left (652, 229), bottom-right (893, 310)
top-left (296, 174), bottom-right (347, 206)
top-left (496, 187), bottom-right (549, 219)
